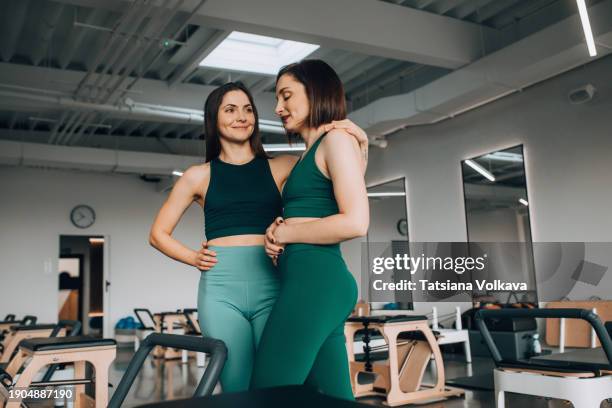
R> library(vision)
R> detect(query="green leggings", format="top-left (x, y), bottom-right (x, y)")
top-left (197, 245), bottom-right (279, 392)
top-left (250, 243), bottom-right (358, 399)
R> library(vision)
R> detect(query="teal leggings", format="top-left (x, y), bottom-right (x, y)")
top-left (197, 245), bottom-right (279, 392)
top-left (250, 243), bottom-right (358, 399)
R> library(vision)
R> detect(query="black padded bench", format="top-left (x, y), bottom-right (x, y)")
top-left (19, 336), bottom-right (117, 352)
top-left (8, 324), bottom-right (56, 331)
top-left (347, 315), bottom-right (428, 324)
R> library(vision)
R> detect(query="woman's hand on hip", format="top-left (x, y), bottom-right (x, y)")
top-left (194, 241), bottom-right (217, 271)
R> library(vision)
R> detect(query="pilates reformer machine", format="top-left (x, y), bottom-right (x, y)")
top-left (345, 314), bottom-right (464, 406)
top-left (476, 308), bottom-right (612, 408)
top-left (0, 316), bottom-right (37, 344)
top-left (1, 319), bottom-right (80, 365)
top-left (134, 308), bottom-right (204, 365)
top-left (1, 316), bottom-right (27, 335)
top-left (0, 333), bottom-right (226, 408)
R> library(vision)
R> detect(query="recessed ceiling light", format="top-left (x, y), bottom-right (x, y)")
top-left (519, 198), bottom-right (529, 206)
top-left (199, 31), bottom-right (319, 76)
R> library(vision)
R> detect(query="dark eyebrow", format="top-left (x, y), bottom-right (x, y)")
top-left (223, 104), bottom-right (237, 108)
top-left (277, 87), bottom-right (290, 94)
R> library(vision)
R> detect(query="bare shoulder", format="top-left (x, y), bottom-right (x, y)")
top-left (180, 163), bottom-right (210, 187)
top-left (322, 129), bottom-right (360, 152)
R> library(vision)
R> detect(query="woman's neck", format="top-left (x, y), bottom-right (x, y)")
top-left (218, 140), bottom-right (255, 164)
top-left (300, 127), bottom-right (326, 149)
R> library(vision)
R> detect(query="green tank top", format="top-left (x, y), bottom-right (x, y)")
top-left (204, 156), bottom-right (282, 240)
top-left (282, 133), bottom-right (339, 218)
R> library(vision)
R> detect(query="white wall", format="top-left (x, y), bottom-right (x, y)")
top-left (363, 54), bottom-right (612, 305)
top-left (468, 208), bottom-right (523, 242)
top-left (0, 167), bottom-right (203, 334)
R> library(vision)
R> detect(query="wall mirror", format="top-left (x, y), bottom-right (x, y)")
top-left (461, 145), bottom-right (537, 304)
top-left (365, 177), bottom-right (412, 310)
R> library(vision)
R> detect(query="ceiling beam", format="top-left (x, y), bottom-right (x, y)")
top-left (448, 0), bottom-right (497, 20)
top-left (428, 0), bottom-right (463, 15)
top-left (0, 0), bottom-right (30, 62)
top-left (250, 77), bottom-right (276, 95)
top-left (53, 0), bottom-right (498, 69)
top-left (142, 122), bottom-right (162, 137)
top-left (167, 29), bottom-right (229, 86)
top-left (338, 57), bottom-right (390, 87)
top-left (472, 0), bottom-right (522, 24)
top-left (31, 3), bottom-right (65, 66)
top-left (343, 60), bottom-right (405, 94)
top-left (404, 0), bottom-right (437, 9)
top-left (8, 112), bottom-right (19, 130)
top-left (58, 8), bottom-right (105, 69)
top-left (0, 62), bottom-right (279, 121)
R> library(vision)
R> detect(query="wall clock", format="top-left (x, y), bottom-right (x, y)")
top-left (70, 205), bottom-right (96, 229)
top-left (396, 218), bottom-right (408, 236)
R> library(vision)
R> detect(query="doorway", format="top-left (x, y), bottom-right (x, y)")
top-left (58, 235), bottom-right (105, 337)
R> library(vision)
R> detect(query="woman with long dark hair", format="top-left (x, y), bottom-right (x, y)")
top-left (251, 60), bottom-right (369, 399)
top-left (149, 81), bottom-right (367, 392)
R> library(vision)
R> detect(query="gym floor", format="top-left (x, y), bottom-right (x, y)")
top-left (103, 348), bottom-right (611, 408)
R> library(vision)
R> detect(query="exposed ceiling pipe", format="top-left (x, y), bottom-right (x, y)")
top-left (48, 111), bottom-right (69, 144)
top-left (87, 3), bottom-right (158, 98)
top-left (349, 0), bottom-right (612, 145)
top-left (119, 0), bottom-right (209, 99)
top-left (57, 111), bottom-right (86, 145)
top-left (65, 0), bottom-right (160, 145)
top-left (70, 0), bottom-right (196, 146)
top-left (0, 88), bottom-right (286, 134)
top-left (0, 140), bottom-right (302, 178)
top-left (102, 0), bottom-right (189, 104)
top-left (61, 1), bottom-right (153, 144)
top-left (73, 0), bottom-right (144, 97)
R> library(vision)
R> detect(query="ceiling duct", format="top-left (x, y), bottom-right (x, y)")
top-left (349, 0), bottom-right (612, 143)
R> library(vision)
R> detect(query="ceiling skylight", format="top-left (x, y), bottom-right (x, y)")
top-left (199, 31), bottom-right (319, 76)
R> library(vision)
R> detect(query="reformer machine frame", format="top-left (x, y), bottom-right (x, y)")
top-left (345, 315), bottom-right (464, 406)
top-left (0, 333), bottom-right (227, 408)
top-left (476, 308), bottom-right (612, 408)
top-left (0, 319), bottom-right (74, 364)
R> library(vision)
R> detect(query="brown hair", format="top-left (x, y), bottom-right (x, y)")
top-left (276, 59), bottom-right (346, 131)
top-left (203, 82), bottom-right (268, 162)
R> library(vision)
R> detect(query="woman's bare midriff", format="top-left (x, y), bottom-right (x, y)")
top-left (207, 218), bottom-right (320, 246)
top-left (207, 234), bottom-right (265, 246)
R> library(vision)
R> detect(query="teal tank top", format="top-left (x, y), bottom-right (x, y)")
top-left (282, 133), bottom-right (339, 218)
top-left (204, 157), bottom-right (282, 240)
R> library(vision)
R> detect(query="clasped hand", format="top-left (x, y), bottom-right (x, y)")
top-left (265, 217), bottom-right (286, 266)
